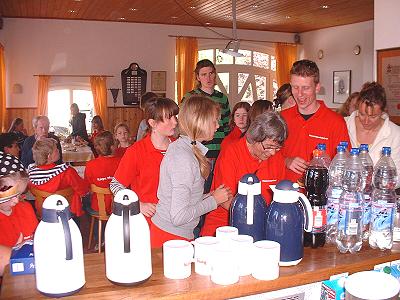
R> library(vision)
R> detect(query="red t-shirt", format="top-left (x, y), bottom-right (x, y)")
top-left (84, 155), bottom-right (121, 214)
top-left (201, 137), bottom-right (286, 237)
top-left (281, 101), bottom-right (350, 183)
top-left (0, 201), bottom-right (38, 247)
top-left (113, 134), bottom-right (167, 204)
top-left (29, 164), bottom-right (89, 216)
top-left (220, 126), bottom-right (244, 155)
top-left (114, 146), bottom-right (128, 158)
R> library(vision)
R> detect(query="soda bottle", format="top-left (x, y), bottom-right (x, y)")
top-left (304, 149), bottom-right (329, 248)
top-left (317, 143), bottom-right (331, 168)
top-left (326, 145), bottom-right (346, 243)
top-left (369, 147), bottom-right (398, 250)
top-left (359, 144), bottom-right (373, 240)
top-left (336, 148), bottom-right (364, 253)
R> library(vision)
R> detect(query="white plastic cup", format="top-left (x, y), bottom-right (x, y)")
top-left (216, 226), bottom-right (238, 245)
top-left (210, 243), bottom-right (239, 285)
top-left (251, 240), bottom-right (280, 281)
top-left (231, 234), bottom-right (254, 276)
top-left (192, 236), bottom-right (219, 276)
top-left (163, 240), bottom-right (194, 279)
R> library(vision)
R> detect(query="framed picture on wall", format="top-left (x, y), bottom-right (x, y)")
top-left (377, 47), bottom-right (400, 117)
top-left (333, 70), bottom-right (351, 104)
top-left (151, 71), bottom-right (167, 91)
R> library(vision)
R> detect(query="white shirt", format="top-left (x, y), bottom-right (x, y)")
top-left (346, 110), bottom-right (400, 187)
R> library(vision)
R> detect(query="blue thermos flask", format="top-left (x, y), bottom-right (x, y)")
top-left (266, 180), bottom-right (313, 266)
top-left (229, 174), bottom-right (267, 241)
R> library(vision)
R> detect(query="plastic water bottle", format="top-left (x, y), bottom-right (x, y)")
top-left (336, 148), bottom-right (364, 254)
top-left (369, 147), bottom-right (398, 250)
top-left (359, 144), bottom-right (374, 240)
top-left (326, 145), bottom-right (346, 243)
top-left (317, 143), bottom-right (331, 168)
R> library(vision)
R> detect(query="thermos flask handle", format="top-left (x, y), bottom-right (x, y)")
top-left (123, 205), bottom-right (131, 253)
top-left (57, 210), bottom-right (73, 260)
top-left (298, 193), bottom-right (314, 232)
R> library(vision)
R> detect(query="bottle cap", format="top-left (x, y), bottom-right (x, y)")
top-left (336, 145), bottom-right (345, 153)
top-left (317, 143), bottom-right (327, 151)
top-left (313, 149), bottom-right (323, 157)
top-left (339, 141), bottom-right (349, 149)
top-left (382, 147), bottom-right (391, 155)
top-left (360, 144), bottom-right (369, 152)
top-left (350, 148), bottom-right (359, 155)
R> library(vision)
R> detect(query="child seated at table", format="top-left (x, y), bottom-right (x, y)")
top-left (0, 152), bottom-right (38, 276)
top-left (28, 138), bottom-right (88, 217)
top-left (85, 131), bottom-right (121, 214)
top-left (113, 123), bottom-right (132, 157)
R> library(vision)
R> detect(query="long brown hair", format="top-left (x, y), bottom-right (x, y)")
top-left (229, 101), bottom-right (251, 130)
top-left (179, 95), bottom-right (220, 179)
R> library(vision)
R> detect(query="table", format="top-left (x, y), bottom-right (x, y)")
top-left (2, 244), bottom-right (400, 299)
top-left (62, 145), bottom-right (93, 164)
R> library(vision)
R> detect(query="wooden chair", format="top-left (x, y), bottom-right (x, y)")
top-left (87, 184), bottom-right (113, 253)
top-left (29, 187), bottom-right (74, 219)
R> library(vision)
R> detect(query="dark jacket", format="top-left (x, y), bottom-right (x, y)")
top-left (70, 113), bottom-right (89, 141)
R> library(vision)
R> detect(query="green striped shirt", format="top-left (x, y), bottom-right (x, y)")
top-left (182, 88), bottom-right (231, 159)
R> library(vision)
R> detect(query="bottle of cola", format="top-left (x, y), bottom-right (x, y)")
top-left (304, 149), bottom-right (329, 248)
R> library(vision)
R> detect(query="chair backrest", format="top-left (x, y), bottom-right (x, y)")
top-left (30, 186), bottom-right (74, 218)
top-left (90, 184), bottom-right (113, 220)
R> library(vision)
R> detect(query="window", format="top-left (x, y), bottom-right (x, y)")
top-left (48, 88), bottom-right (94, 135)
top-left (198, 47), bottom-right (277, 105)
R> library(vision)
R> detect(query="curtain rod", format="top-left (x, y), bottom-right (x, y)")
top-left (33, 74), bottom-right (114, 77)
top-left (169, 35), bottom-right (296, 45)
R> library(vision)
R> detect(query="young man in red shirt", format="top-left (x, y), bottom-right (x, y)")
top-left (281, 59), bottom-right (350, 184)
top-left (201, 112), bottom-right (287, 237)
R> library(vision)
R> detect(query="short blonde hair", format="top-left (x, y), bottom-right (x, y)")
top-left (32, 138), bottom-right (57, 166)
top-left (179, 95), bottom-right (220, 179)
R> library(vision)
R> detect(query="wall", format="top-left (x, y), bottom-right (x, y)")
top-left (374, 0), bottom-right (400, 52)
top-left (299, 21), bottom-right (374, 108)
top-left (0, 18), bottom-right (294, 108)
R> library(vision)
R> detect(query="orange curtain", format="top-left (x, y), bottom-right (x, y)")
top-left (176, 37), bottom-right (198, 104)
top-left (90, 76), bottom-right (108, 128)
top-left (0, 44), bottom-right (6, 132)
top-left (275, 43), bottom-right (298, 87)
top-left (37, 75), bottom-right (51, 115)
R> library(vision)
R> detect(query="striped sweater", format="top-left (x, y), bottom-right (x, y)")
top-left (182, 88), bottom-right (231, 159)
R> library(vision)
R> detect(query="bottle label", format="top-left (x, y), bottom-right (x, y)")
top-left (311, 207), bottom-right (327, 233)
top-left (338, 202), bottom-right (362, 232)
top-left (327, 199), bottom-right (339, 225)
top-left (347, 219), bottom-right (358, 235)
top-left (371, 201), bottom-right (395, 231)
top-left (362, 200), bottom-right (372, 225)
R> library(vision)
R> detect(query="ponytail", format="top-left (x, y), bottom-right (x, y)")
top-left (192, 143), bottom-right (210, 179)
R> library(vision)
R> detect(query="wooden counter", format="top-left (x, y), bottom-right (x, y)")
top-left (2, 243), bottom-right (400, 300)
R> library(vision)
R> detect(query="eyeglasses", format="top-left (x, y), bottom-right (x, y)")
top-left (260, 141), bottom-right (281, 152)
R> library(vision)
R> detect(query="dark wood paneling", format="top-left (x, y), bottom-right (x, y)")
top-left (106, 106), bottom-right (144, 139)
top-left (0, 0), bottom-right (374, 33)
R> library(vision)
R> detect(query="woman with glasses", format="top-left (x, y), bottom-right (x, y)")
top-left (201, 111), bottom-right (288, 237)
top-left (345, 82), bottom-right (400, 187)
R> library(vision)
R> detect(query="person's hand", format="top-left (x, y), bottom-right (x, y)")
top-left (285, 157), bottom-right (309, 174)
top-left (140, 202), bottom-right (156, 218)
top-left (211, 184), bottom-right (233, 205)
